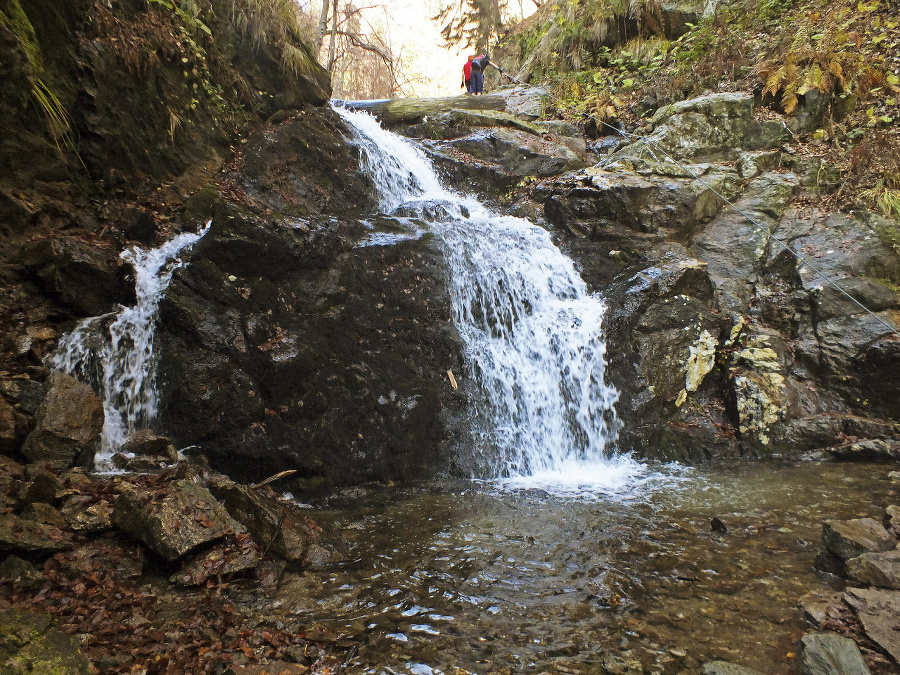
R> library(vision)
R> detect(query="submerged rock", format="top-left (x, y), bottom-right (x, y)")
top-left (701, 661), bottom-right (767, 675)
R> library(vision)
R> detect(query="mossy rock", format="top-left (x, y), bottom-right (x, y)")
top-left (0, 609), bottom-right (90, 673)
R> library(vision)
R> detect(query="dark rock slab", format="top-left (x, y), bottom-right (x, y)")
top-left (21, 373), bottom-right (103, 472)
top-left (0, 377), bottom-right (48, 416)
top-left (799, 632), bottom-right (871, 675)
top-left (843, 587), bottom-right (900, 663)
top-left (120, 429), bottom-right (177, 460)
top-left (112, 479), bottom-right (242, 561)
top-left (822, 518), bottom-right (896, 561)
top-left (21, 236), bottom-right (133, 317)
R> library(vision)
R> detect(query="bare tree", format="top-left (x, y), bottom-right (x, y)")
top-left (318, 1), bottom-right (401, 99)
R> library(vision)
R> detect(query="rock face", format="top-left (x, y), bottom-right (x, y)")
top-left (21, 374), bottom-right (103, 472)
top-left (534, 91), bottom-right (900, 461)
top-left (155, 123), bottom-right (467, 488)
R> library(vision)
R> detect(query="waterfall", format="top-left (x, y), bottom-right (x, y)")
top-left (49, 222), bottom-right (210, 470)
top-left (336, 107), bottom-right (637, 490)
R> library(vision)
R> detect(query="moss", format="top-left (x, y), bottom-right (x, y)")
top-left (0, 0), bottom-right (41, 71)
top-left (868, 213), bottom-right (900, 257)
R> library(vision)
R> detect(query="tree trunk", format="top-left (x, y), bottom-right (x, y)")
top-left (326, 0), bottom-right (339, 71)
top-left (316, 0), bottom-right (329, 51)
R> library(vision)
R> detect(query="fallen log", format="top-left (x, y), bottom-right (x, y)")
top-left (336, 94), bottom-right (507, 126)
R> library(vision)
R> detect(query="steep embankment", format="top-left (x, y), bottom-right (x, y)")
top-left (0, 0), bottom-right (329, 343)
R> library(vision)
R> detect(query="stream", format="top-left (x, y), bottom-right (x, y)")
top-left (260, 461), bottom-right (897, 675)
top-left (47, 107), bottom-right (900, 673)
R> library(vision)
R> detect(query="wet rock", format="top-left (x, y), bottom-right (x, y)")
top-left (170, 534), bottom-right (261, 586)
top-left (0, 396), bottom-right (18, 453)
top-left (0, 513), bottom-right (72, 555)
top-left (21, 373), bottom-right (104, 472)
top-left (235, 109), bottom-right (377, 217)
top-left (20, 502), bottom-right (67, 529)
top-left (800, 591), bottom-right (847, 626)
top-left (21, 236), bottom-right (133, 316)
top-left (157, 207), bottom-right (462, 488)
top-left (842, 588), bottom-right (900, 663)
top-left (711, 517), bottom-right (728, 533)
top-left (728, 332), bottom-right (789, 451)
top-left (798, 632), bottom-right (870, 675)
top-left (59, 494), bottom-right (113, 534)
top-left (884, 505), bottom-right (900, 538)
top-left (444, 127), bottom-right (589, 177)
top-left (0, 608), bottom-right (90, 674)
top-left (829, 438), bottom-right (900, 462)
top-left (701, 661), bottom-right (766, 675)
top-left (845, 550), bottom-right (900, 590)
top-left (119, 429), bottom-right (177, 461)
top-left (209, 479), bottom-right (319, 565)
top-left (0, 555), bottom-right (44, 585)
top-left (822, 518), bottom-right (896, 561)
top-left (0, 377), bottom-right (48, 416)
top-left (112, 479), bottom-right (242, 562)
top-left (16, 465), bottom-right (63, 507)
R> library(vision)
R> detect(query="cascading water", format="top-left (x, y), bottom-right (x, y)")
top-left (336, 107), bottom-right (641, 492)
top-left (49, 222), bottom-right (210, 470)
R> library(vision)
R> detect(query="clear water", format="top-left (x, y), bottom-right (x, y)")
top-left (260, 461), bottom-right (899, 675)
top-left (49, 222), bottom-right (210, 469)
top-left (336, 106), bottom-right (622, 486)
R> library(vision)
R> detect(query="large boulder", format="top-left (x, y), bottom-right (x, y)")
top-left (606, 92), bottom-right (788, 164)
top-left (156, 202), bottom-right (466, 490)
top-left (842, 588), bottom-right (900, 663)
top-left (821, 518), bottom-right (895, 562)
top-left (112, 479), bottom-right (242, 561)
top-left (21, 374), bottom-right (103, 472)
top-left (443, 127), bottom-right (589, 177)
top-left (845, 550), bottom-right (900, 590)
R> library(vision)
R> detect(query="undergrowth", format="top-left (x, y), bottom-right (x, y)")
top-left (499, 0), bottom-right (900, 218)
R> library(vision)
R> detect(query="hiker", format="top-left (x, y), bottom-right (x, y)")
top-left (461, 55), bottom-right (475, 94)
top-left (470, 53), bottom-right (491, 95)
